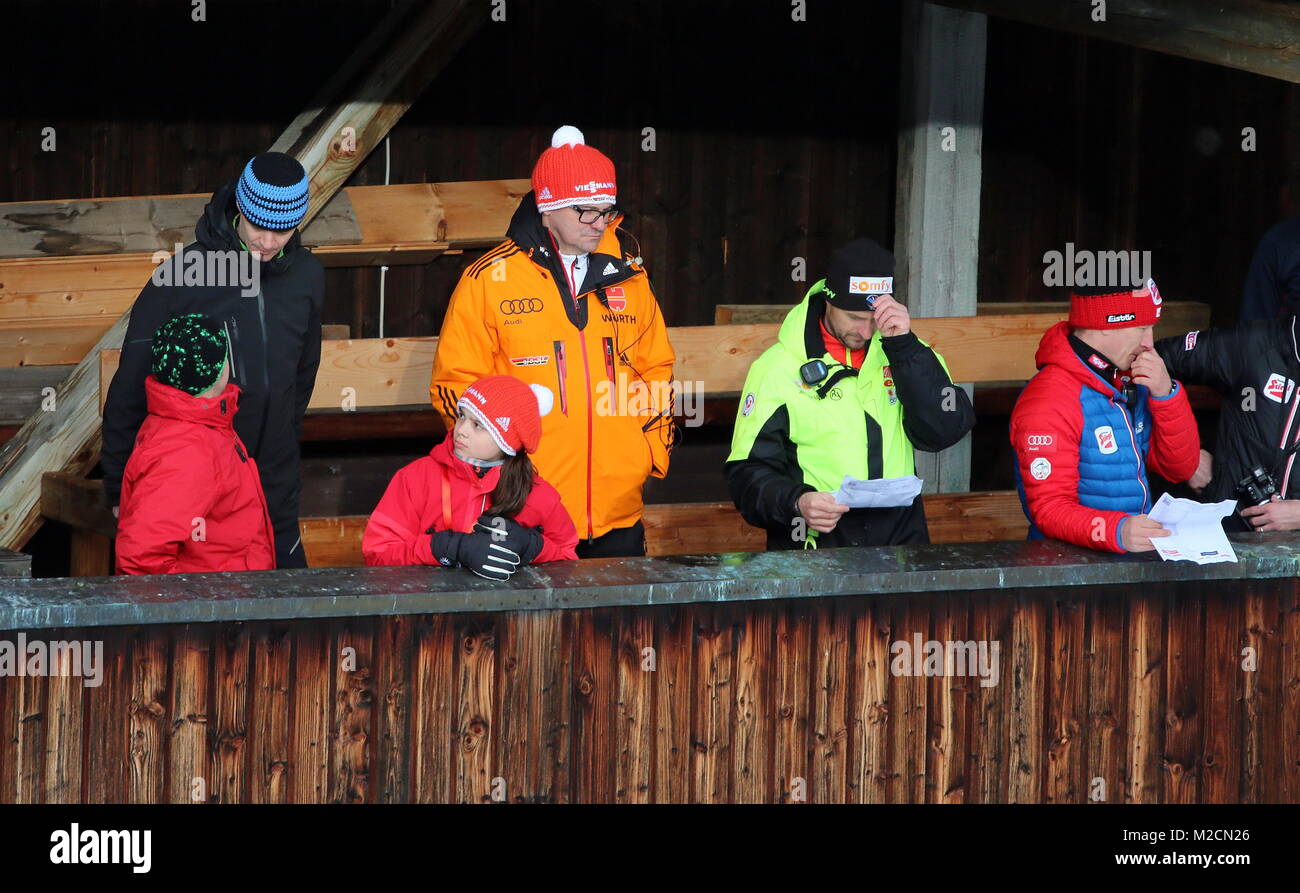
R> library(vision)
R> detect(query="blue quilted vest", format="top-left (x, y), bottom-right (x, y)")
top-left (1016, 382), bottom-right (1154, 540)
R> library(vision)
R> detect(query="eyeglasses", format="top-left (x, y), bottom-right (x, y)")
top-left (572, 206), bottom-right (620, 225)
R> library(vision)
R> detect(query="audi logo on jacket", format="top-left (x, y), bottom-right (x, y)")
top-left (1010, 321), bottom-right (1200, 553)
top-left (429, 194), bottom-right (676, 541)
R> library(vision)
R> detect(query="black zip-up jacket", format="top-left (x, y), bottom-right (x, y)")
top-left (1156, 318), bottom-right (1300, 530)
top-left (101, 182), bottom-right (324, 568)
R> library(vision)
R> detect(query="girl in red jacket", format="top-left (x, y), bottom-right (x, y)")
top-left (116, 313), bottom-right (276, 574)
top-left (363, 375), bottom-right (578, 577)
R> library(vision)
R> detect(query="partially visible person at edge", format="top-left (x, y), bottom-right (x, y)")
top-left (430, 125), bottom-right (675, 558)
top-left (116, 314), bottom-right (276, 575)
top-left (364, 375), bottom-right (578, 576)
top-left (1241, 213), bottom-right (1300, 321)
top-left (102, 152), bottom-right (324, 569)
top-left (725, 238), bottom-right (976, 550)
top-left (1010, 282), bottom-right (1200, 553)
top-left (1156, 311), bottom-right (1300, 532)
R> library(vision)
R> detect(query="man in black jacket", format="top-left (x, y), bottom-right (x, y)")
top-left (102, 152), bottom-right (324, 568)
top-left (1156, 318), bottom-right (1300, 531)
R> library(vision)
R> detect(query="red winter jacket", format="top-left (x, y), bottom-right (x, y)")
top-left (363, 436), bottom-right (579, 567)
top-left (1010, 322), bottom-right (1200, 553)
top-left (116, 377), bottom-right (276, 574)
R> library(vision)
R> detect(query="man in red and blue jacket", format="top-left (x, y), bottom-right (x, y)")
top-left (1010, 283), bottom-right (1200, 553)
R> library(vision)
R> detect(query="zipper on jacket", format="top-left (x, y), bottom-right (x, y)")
top-left (1113, 396), bottom-right (1150, 510)
top-left (253, 291), bottom-right (272, 451)
top-left (224, 319), bottom-right (241, 382)
top-left (579, 330), bottom-right (595, 542)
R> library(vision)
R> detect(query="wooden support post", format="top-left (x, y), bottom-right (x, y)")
top-left (895, 1), bottom-right (987, 494)
top-left (932, 0), bottom-right (1300, 86)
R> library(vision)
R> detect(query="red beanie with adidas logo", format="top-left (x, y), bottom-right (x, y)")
top-left (531, 125), bottom-right (617, 213)
top-left (457, 375), bottom-right (555, 456)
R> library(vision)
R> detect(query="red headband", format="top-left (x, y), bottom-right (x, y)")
top-left (1068, 284), bottom-right (1162, 330)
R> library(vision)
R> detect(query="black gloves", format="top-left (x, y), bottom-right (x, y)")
top-left (429, 516), bottom-right (544, 581)
top-left (474, 515), bottom-right (544, 564)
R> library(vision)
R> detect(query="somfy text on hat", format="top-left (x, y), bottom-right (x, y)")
top-left (1069, 280), bottom-right (1163, 330)
top-left (531, 125), bottom-right (617, 213)
top-left (151, 313), bottom-right (229, 396)
top-left (235, 152), bottom-right (309, 231)
top-left (819, 238), bottom-right (897, 311)
top-left (457, 375), bottom-right (555, 456)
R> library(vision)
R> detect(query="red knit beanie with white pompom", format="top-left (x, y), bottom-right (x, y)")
top-left (457, 376), bottom-right (554, 456)
top-left (531, 125), bottom-right (617, 213)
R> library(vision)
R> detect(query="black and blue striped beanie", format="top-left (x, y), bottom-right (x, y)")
top-left (235, 152), bottom-right (309, 231)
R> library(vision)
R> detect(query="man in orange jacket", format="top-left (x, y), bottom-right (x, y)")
top-left (430, 125), bottom-right (676, 557)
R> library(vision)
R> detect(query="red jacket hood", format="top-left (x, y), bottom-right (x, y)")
top-left (430, 435), bottom-right (502, 493)
top-left (144, 376), bottom-right (242, 428)
top-left (1034, 321), bottom-right (1118, 398)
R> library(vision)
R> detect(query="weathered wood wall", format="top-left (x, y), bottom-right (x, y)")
top-left (4, 0), bottom-right (1294, 333)
top-left (2, 579), bottom-right (1294, 803)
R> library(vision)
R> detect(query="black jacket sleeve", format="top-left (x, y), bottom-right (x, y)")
top-left (725, 405), bottom-right (814, 533)
top-left (100, 282), bottom-right (171, 506)
top-left (881, 331), bottom-right (975, 452)
top-left (292, 263), bottom-right (325, 440)
top-left (1155, 325), bottom-right (1245, 396)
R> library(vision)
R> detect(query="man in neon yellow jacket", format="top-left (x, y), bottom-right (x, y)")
top-left (726, 239), bottom-right (975, 550)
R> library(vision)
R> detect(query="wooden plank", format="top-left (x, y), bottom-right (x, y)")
top-left (374, 614), bottom-right (413, 804)
top-left (411, 614), bottom-right (454, 804)
top-left (0, 365), bottom-right (72, 424)
top-left (1086, 588), bottom-right (1128, 804)
top-left (731, 602), bottom-right (774, 803)
top-left (168, 625), bottom-right (210, 804)
top-left (1282, 581), bottom-right (1300, 801)
top-left (1007, 593), bottom-right (1046, 802)
top-left (454, 616), bottom-right (495, 803)
top-left (1162, 592), bottom-right (1203, 803)
top-left (42, 636), bottom-right (83, 804)
top-left (691, 604), bottom-right (733, 803)
top-left (1199, 591), bottom-right (1240, 803)
top-left (41, 471), bottom-right (115, 539)
top-left (811, 600), bottom-right (851, 803)
top-left (493, 610), bottom-right (529, 803)
top-left (1044, 593), bottom-right (1087, 803)
top-left (70, 530), bottom-right (111, 577)
top-left (1126, 590), bottom-right (1165, 803)
top-left (0, 317), bottom-right (112, 367)
top-left (931, 0), bottom-right (1300, 85)
top-left (249, 624), bottom-right (292, 804)
top-left (529, 612), bottom-right (569, 803)
top-left (1242, 583), bottom-right (1281, 801)
top-left (331, 618), bottom-right (374, 804)
top-left (774, 602), bottom-right (815, 803)
top-left (15, 671), bottom-right (45, 803)
top-left (888, 596), bottom-right (930, 803)
top-left (971, 593), bottom-right (1012, 802)
top-left (652, 605), bottom-right (693, 803)
top-left (895, 0), bottom-right (986, 494)
top-left (614, 611), bottom-right (653, 803)
top-left (127, 626), bottom-right (168, 804)
top-left (211, 623), bottom-right (251, 804)
top-left (84, 627), bottom-right (130, 803)
top-left (571, 610), bottom-right (616, 803)
top-left (288, 624), bottom-right (331, 803)
top-left (927, 594), bottom-right (971, 803)
top-left (272, 0), bottom-right (486, 225)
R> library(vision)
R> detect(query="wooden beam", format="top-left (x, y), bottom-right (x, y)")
top-left (0, 365), bottom-right (72, 424)
top-left (930, 0), bottom-right (1300, 84)
top-left (714, 300), bottom-right (1212, 342)
top-left (270, 0), bottom-right (487, 224)
top-left (96, 312), bottom-right (1081, 419)
top-left (0, 3), bottom-right (486, 551)
top-left (896, 0), bottom-right (987, 495)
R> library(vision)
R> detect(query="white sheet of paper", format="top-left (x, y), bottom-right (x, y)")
top-left (1147, 493), bottom-right (1238, 564)
top-left (832, 475), bottom-right (924, 509)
